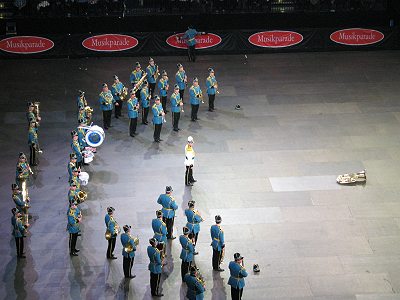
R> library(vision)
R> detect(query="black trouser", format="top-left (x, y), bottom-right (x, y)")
top-left (208, 94), bottom-right (215, 110)
top-left (129, 117), bottom-right (137, 135)
top-left (107, 236), bottom-right (116, 258)
top-left (154, 123), bottom-right (162, 141)
top-left (212, 248), bottom-right (223, 270)
top-left (172, 111), bottom-right (180, 130)
top-left (103, 110), bottom-right (112, 128)
top-left (134, 89), bottom-right (141, 100)
top-left (163, 217), bottom-right (174, 238)
top-left (231, 286), bottom-right (244, 300)
top-left (191, 104), bottom-right (199, 121)
top-left (181, 260), bottom-right (191, 281)
top-left (150, 272), bottom-right (161, 296)
top-left (193, 232), bottom-right (199, 246)
top-left (76, 160), bottom-right (83, 169)
top-left (15, 237), bottom-right (24, 257)
top-left (142, 107), bottom-right (149, 123)
top-left (161, 96), bottom-right (168, 112)
top-left (123, 256), bottom-right (134, 277)
top-left (29, 144), bottom-right (36, 165)
top-left (188, 45), bottom-right (196, 62)
top-left (149, 82), bottom-right (156, 99)
top-left (179, 89), bottom-right (185, 102)
top-left (69, 233), bottom-right (78, 254)
top-left (115, 100), bottom-right (123, 117)
top-left (185, 165), bottom-right (195, 185)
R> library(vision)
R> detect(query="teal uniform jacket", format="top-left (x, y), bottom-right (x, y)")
top-left (189, 86), bottom-right (202, 105)
top-left (184, 273), bottom-right (205, 300)
top-left (140, 87), bottom-right (150, 108)
top-left (111, 82), bottom-right (124, 101)
top-left (67, 207), bottom-right (81, 234)
top-left (146, 65), bottom-right (158, 84)
top-left (77, 96), bottom-right (86, 110)
top-left (26, 111), bottom-right (36, 123)
top-left (16, 162), bottom-right (30, 182)
top-left (170, 93), bottom-right (181, 113)
top-left (77, 127), bottom-right (87, 149)
top-left (68, 189), bottom-right (77, 204)
top-left (71, 140), bottom-right (83, 163)
top-left (210, 225), bottom-right (224, 251)
top-left (99, 91), bottom-right (115, 111)
top-left (147, 245), bottom-right (162, 274)
top-left (13, 193), bottom-right (27, 212)
top-left (67, 161), bottom-right (76, 181)
top-left (105, 214), bottom-right (118, 237)
top-left (28, 127), bottom-right (38, 145)
top-left (12, 216), bottom-right (26, 238)
top-left (179, 235), bottom-right (194, 262)
top-left (175, 70), bottom-right (187, 90)
top-left (152, 103), bottom-right (164, 125)
top-left (157, 193), bottom-right (178, 219)
top-left (183, 28), bottom-right (200, 47)
top-left (228, 261), bottom-right (248, 289)
top-left (152, 218), bottom-right (167, 243)
top-left (185, 209), bottom-right (202, 234)
top-left (158, 78), bottom-right (168, 97)
top-left (127, 97), bottom-right (139, 119)
top-left (121, 233), bottom-right (137, 258)
top-left (130, 69), bottom-right (145, 86)
top-left (206, 76), bottom-right (217, 95)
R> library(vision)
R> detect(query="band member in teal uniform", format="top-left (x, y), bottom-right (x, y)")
top-left (111, 75), bottom-right (126, 118)
top-left (121, 225), bottom-right (137, 279)
top-left (68, 182), bottom-right (78, 205)
top-left (210, 215), bottom-right (225, 271)
top-left (77, 118), bottom-right (88, 150)
top-left (152, 95), bottom-right (165, 143)
top-left (68, 153), bottom-right (78, 182)
top-left (140, 80), bottom-right (150, 125)
top-left (130, 62), bottom-right (145, 99)
top-left (158, 70), bottom-right (169, 113)
top-left (15, 152), bottom-right (32, 187)
top-left (180, 226), bottom-right (195, 281)
top-left (26, 102), bottom-right (37, 124)
top-left (105, 207), bottom-right (119, 259)
top-left (28, 120), bottom-right (39, 166)
top-left (206, 67), bottom-right (218, 111)
top-left (69, 167), bottom-right (81, 191)
top-left (228, 253), bottom-right (248, 300)
top-left (71, 130), bottom-right (83, 169)
top-left (170, 84), bottom-right (183, 132)
top-left (157, 186), bottom-right (178, 239)
top-left (67, 201), bottom-right (81, 256)
top-left (77, 90), bottom-right (87, 112)
top-left (184, 266), bottom-right (206, 300)
top-left (175, 63), bottom-right (187, 101)
top-left (127, 89), bottom-right (139, 137)
top-left (146, 57), bottom-right (159, 99)
top-left (147, 238), bottom-right (164, 297)
top-left (189, 77), bottom-right (203, 122)
top-left (182, 26), bottom-right (206, 62)
top-left (185, 200), bottom-right (203, 247)
top-left (99, 83), bottom-right (118, 130)
top-left (152, 210), bottom-right (167, 257)
top-left (12, 208), bottom-right (27, 258)
top-left (12, 183), bottom-right (29, 213)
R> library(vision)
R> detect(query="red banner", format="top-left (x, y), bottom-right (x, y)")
top-left (166, 33), bottom-right (222, 49)
top-left (82, 34), bottom-right (138, 52)
top-left (0, 36), bottom-right (54, 54)
top-left (330, 28), bottom-right (384, 46)
top-left (248, 31), bottom-right (303, 48)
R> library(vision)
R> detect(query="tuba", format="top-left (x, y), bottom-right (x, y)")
top-left (76, 190), bottom-right (87, 203)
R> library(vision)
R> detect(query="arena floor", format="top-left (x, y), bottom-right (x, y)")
top-left (1, 51), bottom-right (400, 300)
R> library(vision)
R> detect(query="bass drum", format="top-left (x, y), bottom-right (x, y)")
top-left (85, 125), bottom-right (105, 147)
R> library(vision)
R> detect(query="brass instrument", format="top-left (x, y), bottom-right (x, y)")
top-left (200, 91), bottom-right (204, 104)
top-left (221, 247), bottom-right (225, 263)
top-left (76, 190), bottom-right (87, 204)
top-left (133, 72), bottom-right (147, 94)
top-left (21, 180), bottom-right (30, 226)
top-left (124, 236), bottom-right (139, 253)
top-left (336, 169), bottom-right (366, 185)
top-left (119, 87), bottom-right (128, 101)
top-left (195, 267), bottom-right (206, 287)
top-left (105, 230), bottom-right (112, 240)
top-left (33, 101), bottom-right (41, 122)
top-left (156, 242), bottom-right (165, 261)
top-left (213, 82), bottom-right (220, 94)
top-left (153, 65), bottom-right (160, 81)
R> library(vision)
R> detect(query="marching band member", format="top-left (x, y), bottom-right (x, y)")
top-left (170, 84), bottom-right (183, 132)
top-left (71, 130), bottom-right (83, 169)
top-left (130, 62), bottom-right (145, 100)
top-left (184, 266), bottom-right (206, 300)
top-left (99, 83), bottom-right (118, 130)
top-left (105, 207), bottom-right (119, 259)
top-left (77, 118), bottom-right (88, 150)
top-left (206, 67), bottom-right (218, 112)
top-left (210, 215), bottom-right (225, 272)
top-left (127, 89), bottom-right (140, 137)
top-left (158, 70), bottom-right (169, 113)
top-left (228, 253), bottom-right (248, 300)
top-left (140, 80), bottom-right (150, 125)
top-left (152, 95), bottom-right (165, 143)
top-left (68, 182), bottom-right (78, 205)
top-left (16, 152), bottom-right (32, 187)
top-left (28, 120), bottom-right (39, 166)
top-left (70, 167), bottom-right (81, 191)
top-left (111, 75), bottom-right (125, 118)
top-left (175, 63), bottom-right (187, 102)
top-left (185, 136), bottom-right (197, 186)
top-left (157, 186), bottom-right (178, 239)
top-left (189, 77), bottom-right (203, 122)
top-left (152, 210), bottom-right (167, 257)
top-left (121, 225), bottom-right (137, 279)
top-left (185, 200), bottom-right (203, 247)
top-left (68, 153), bottom-right (78, 182)
top-left (77, 90), bottom-right (87, 112)
top-left (146, 57), bottom-right (159, 99)
top-left (179, 226), bottom-right (195, 281)
top-left (12, 208), bottom-right (27, 258)
top-left (147, 238), bottom-right (164, 297)
top-left (12, 184), bottom-right (29, 214)
top-left (26, 102), bottom-right (38, 124)
top-left (182, 26), bottom-right (205, 62)
top-left (67, 201), bottom-right (81, 256)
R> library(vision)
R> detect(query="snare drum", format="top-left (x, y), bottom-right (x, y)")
top-left (82, 150), bottom-right (94, 163)
top-left (79, 171), bottom-right (90, 186)
top-left (85, 125), bottom-right (105, 147)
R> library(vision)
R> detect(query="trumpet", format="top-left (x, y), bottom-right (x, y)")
top-left (200, 92), bottom-right (204, 104)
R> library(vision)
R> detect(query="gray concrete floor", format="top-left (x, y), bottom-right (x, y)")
top-left (1, 51), bottom-right (400, 300)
